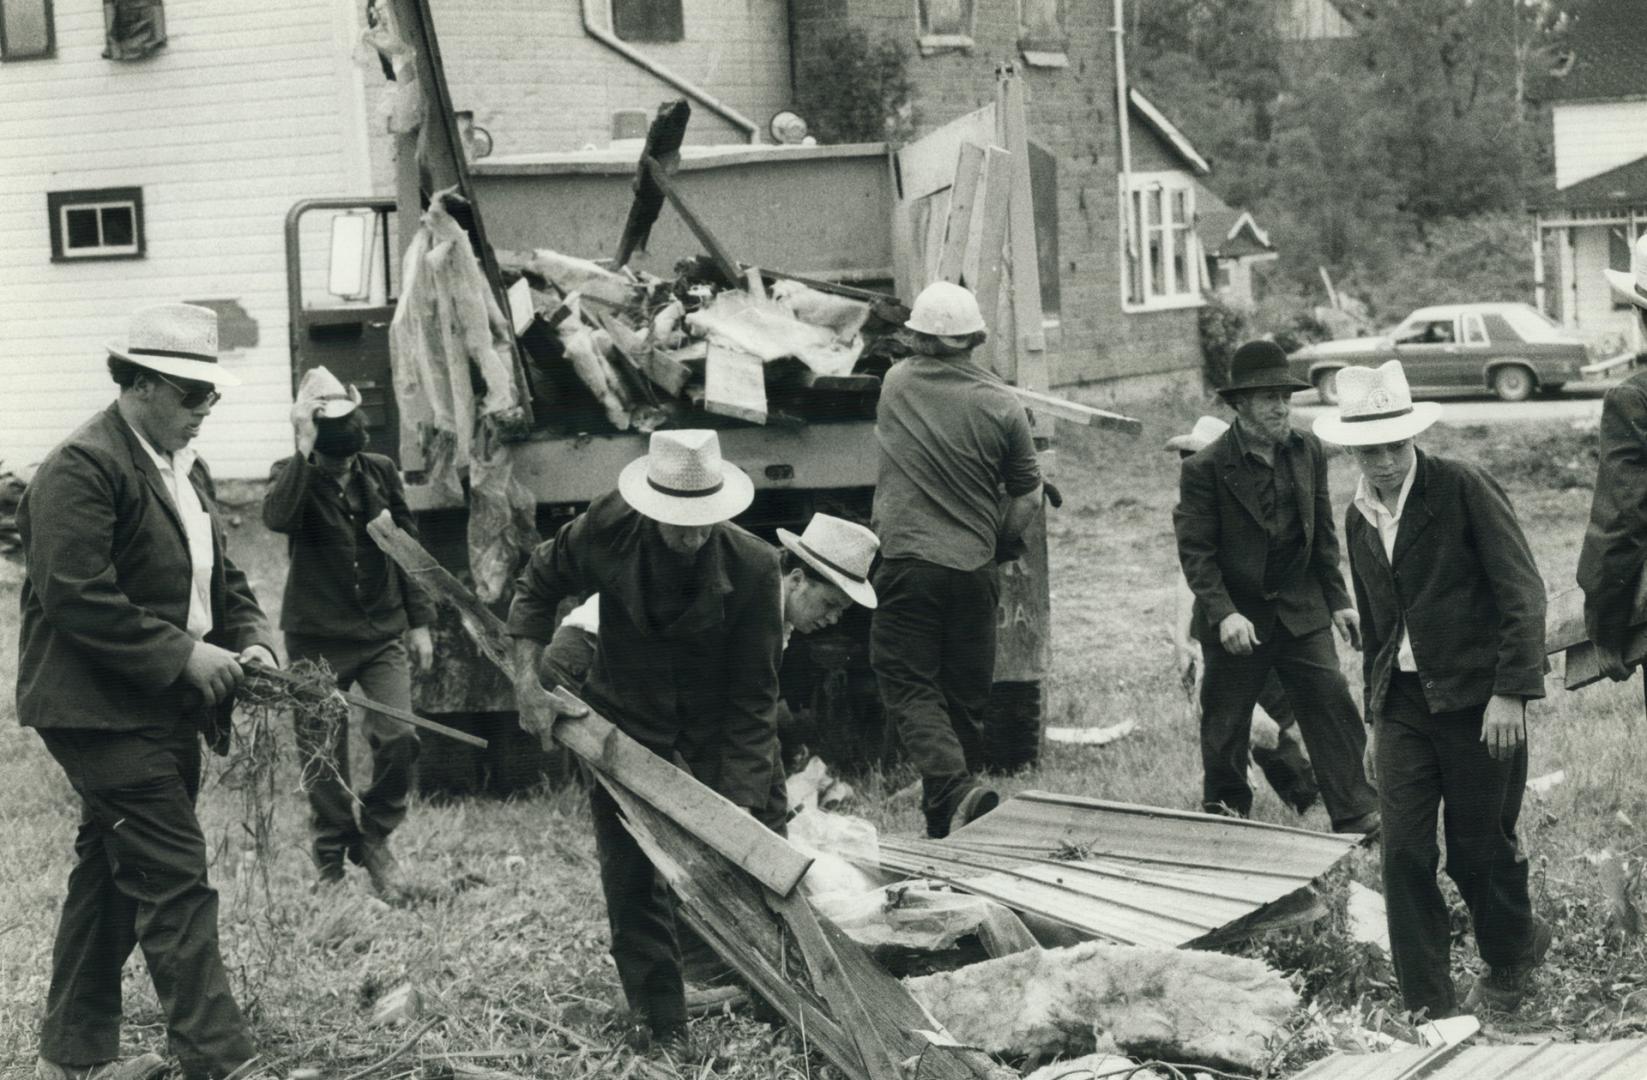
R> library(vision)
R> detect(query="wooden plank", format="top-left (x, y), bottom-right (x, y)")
top-left (998, 70), bottom-right (1048, 375)
top-left (768, 891), bottom-right (905, 1080)
top-left (745, 264), bottom-right (898, 305)
top-left (593, 309), bottom-right (691, 397)
top-left (1548, 578), bottom-right (1647, 654)
top-left (895, 103), bottom-right (998, 202)
top-left (937, 142), bottom-right (986, 285)
top-left (1004, 384), bottom-right (1143, 436)
top-left (616, 100), bottom-right (693, 266)
top-left (704, 341), bottom-right (768, 424)
top-left (642, 155), bottom-right (743, 288)
top-left (365, 512), bottom-right (515, 673)
top-left (744, 266), bottom-right (768, 299)
top-left (972, 147), bottom-right (1014, 349)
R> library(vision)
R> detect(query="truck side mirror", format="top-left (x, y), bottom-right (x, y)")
top-left (327, 212), bottom-right (373, 301)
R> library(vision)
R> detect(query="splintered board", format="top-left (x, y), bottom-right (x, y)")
top-left (704, 341), bottom-right (768, 424)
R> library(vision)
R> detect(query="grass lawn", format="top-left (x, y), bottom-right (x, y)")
top-left (2, 392), bottom-right (1646, 1078)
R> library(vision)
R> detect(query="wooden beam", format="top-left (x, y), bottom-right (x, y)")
top-left (593, 309), bottom-right (691, 397)
top-left (616, 100), bottom-right (692, 267)
top-left (642, 156), bottom-right (743, 288)
top-left (704, 341), bottom-right (768, 424)
top-left (937, 142), bottom-right (986, 285)
top-left (997, 69), bottom-right (1047, 369)
top-left (365, 512), bottom-right (515, 673)
top-left (247, 666), bottom-right (489, 749)
top-left (972, 146), bottom-right (1014, 352)
top-left (1004, 384), bottom-right (1143, 436)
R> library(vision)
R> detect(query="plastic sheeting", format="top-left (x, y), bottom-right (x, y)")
top-left (686, 291), bottom-right (863, 377)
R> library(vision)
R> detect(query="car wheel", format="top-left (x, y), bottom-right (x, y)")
top-left (1491, 365), bottom-right (1534, 402)
top-left (1314, 370), bottom-right (1341, 406)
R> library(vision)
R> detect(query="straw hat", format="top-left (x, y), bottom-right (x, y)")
top-left (1605, 232), bottom-right (1647, 312)
top-left (617, 429), bottom-right (754, 527)
top-left (777, 513), bottom-right (879, 609)
top-left (296, 365), bottom-right (362, 419)
top-left (107, 303), bottom-right (241, 387)
top-left (1218, 339), bottom-right (1309, 398)
top-left (1312, 360), bottom-right (1441, 446)
top-left (1164, 415), bottom-right (1230, 454)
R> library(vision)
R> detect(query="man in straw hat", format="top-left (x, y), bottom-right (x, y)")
top-left (1317, 360), bottom-right (1549, 1017)
top-left (17, 303), bottom-right (277, 1080)
top-left (1580, 232), bottom-right (1647, 685)
top-left (262, 366), bottom-right (436, 897)
top-left (1166, 416), bottom-right (1319, 815)
top-left (506, 429), bottom-right (784, 1054)
top-left (872, 280), bottom-right (1042, 839)
top-left (1174, 340), bottom-right (1378, 834)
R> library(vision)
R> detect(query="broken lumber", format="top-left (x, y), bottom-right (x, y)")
top-left (937, 142), bottom-right (986, 285)
top-left (642, 155), bottom-right (742, 287)
top-left (905, 940), bottom-right (1298, 1069)
top-left (247, 665), bottom-right (488, 749)
top-left (616, 100), bottom-right (692, 267)
top-left (704, 341), bottom-right (768, 424)
top-left (1547, 580), bottom-right (1647, 690)
top-left (366, 511), bottom-right (514, 671)
top-left (1004, 385), bottom-right (1143, 436)
top-left (595, 309), bottom-right (691, 397)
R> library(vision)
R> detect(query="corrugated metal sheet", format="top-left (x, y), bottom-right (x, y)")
top-left (866, 790), bottom-right (1361, 950)
top-left (1293, 1037), bottom-right (1647, 1080)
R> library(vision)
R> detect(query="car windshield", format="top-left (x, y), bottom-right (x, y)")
top-left (1498, 305), bottom-right (1566, 342)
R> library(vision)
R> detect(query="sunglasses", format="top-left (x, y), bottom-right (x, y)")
top-left (153, 372), bottom-right (222, 409)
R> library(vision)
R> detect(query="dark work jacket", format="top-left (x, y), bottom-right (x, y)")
top-left (506, 491), bottom-right (785, 809)
top-left (1173, 425), bottom-right (1352, 646)
top-left (1347, 451), bottom-right (1546, 726)
top-left (262, 451), bottom-right (434, 640)
top-left (16, 404), bottom-right (276, 752)
top-left (1578, 372), bottom-right (1647, 653)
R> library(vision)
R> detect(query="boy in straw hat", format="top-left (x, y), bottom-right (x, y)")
top-left (1316, 360), bottom-right (1550, 1017)
top-left (1173, 340), bottom-right (1378, 834)
top-left (1166, 416), bottom-right (1319, 815)
top-left (506, 429), bottom-right (784, 1054)
top-left (1580, 232), bottom-right (1647, 684)
top-left (262, 366), bottom-right (436, 897)
top-left (17, 304), bottom-right (277, 1079)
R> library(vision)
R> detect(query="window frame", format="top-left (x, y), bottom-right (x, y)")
top-left (1, 0), bottom-right (56, 60)
top-left (47, 187), bottom-right (146, 262)
top-left (611, 0), bottom-right (683, 45)
top-left (1017, 0), bottom-right (1067, 67)
top-left (917, 0), bottom-right (975, 53)
top-left (1118, 171), bottom-right (1203, 313)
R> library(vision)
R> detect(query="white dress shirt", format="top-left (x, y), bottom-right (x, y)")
top-left (130, 424), bottom-right (216, 640)
top-left (1351, 463), bottom-right (1417, 672)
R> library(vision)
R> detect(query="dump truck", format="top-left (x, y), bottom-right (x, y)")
top-left (282, 2), bottom-right (1066, 796)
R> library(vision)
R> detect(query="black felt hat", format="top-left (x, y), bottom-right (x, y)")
top-left (1219, 339), bottom-right (1310, 397)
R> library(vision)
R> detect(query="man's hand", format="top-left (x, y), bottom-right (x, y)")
top-left (291, 399), bottom-right (322, 456)
top-left (1481, 694), bottom-right (1526, 761)
top-left (1332, 608), bottom-right (1362, 651)
top-left (1596, 643), bottom-right (1633, 683)
top-left (182, 641), bottom-right (245, 707)
top-left (1362, 725), bottom-right (1378, 792)
top-left (1218, 613), bottom-right (1261, 656)
top-left (407, 626), bottom-right (434, 672)
top-left (238, 645), bottom-right (278, 670)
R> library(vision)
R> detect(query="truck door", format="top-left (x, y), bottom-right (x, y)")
top-left (284, 198), bottom-right (401, 462)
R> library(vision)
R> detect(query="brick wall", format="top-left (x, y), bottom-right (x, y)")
top-left (791, 0), bottom-right (1203, 388)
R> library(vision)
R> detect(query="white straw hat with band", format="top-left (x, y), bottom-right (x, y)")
top-left (1312, 360), bottom-right (1441, 446)
top-left (617, 429), bottom-right (754, 526)
top-left (777, 513), bottom-right (879, 609)
top-left (106, 303), bottom-right (241, 387)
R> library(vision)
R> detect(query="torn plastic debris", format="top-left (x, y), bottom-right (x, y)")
top-left (686, 290), bottom-right (862, 377)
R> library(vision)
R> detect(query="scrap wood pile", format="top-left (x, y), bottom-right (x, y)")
top-left (365, 512), bottom-right (1364, 1080)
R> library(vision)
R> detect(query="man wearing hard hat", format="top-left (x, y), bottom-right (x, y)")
top-left (262, 367), bottom-right (436, 898)
top-left (871, 281), bottom-right (1042, 838)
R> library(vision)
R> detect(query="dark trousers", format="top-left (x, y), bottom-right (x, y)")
top-left (286, 634), bottom-right (421, 869)
top-left (36, 721), bottom-right (254, 1079)
top-left (870, 558), bottom-right (999, 835)
top-left (1200, 624), bottom-right (1376, 827)
top-left (1378, 673), bottom-right (1535, 1017)
top-left (1251, 675), bottom-right (1320, 813)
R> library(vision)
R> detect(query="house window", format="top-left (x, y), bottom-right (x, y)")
top-left (918, 0), bottom-right (974, 50)
top-left (612, 0), bottom-right (682, 44)
top-left (1029, 140), bottom-right (1060, 318)
top-left (1120, 172), bottom-right (1201, 311)
top-left (47, 187), bottom-right (144, 261)
top-left (1018, 0), bottom-right (1066, 66)
top-left (1, 0), bottom-right (55, 59)
top-left (1612, 225), bottom-right (1639, 311)
top-left (102, 0), bottom-right (166, 61)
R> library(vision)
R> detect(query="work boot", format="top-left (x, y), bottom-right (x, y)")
top-left (1465, 918), bottom-right (1553, 1013)
top-left (36, 1055), bottom-right (166, 1080)
top-left (948, 785), bottom-right (1000, 836)
top-left (355, 837), bottom-right (403, 899)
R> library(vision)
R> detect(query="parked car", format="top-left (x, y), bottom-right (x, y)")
top-left (1287, 302), bottom-right (1591, 404)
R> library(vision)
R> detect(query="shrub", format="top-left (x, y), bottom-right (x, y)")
top-left (1198, 299), bottom-right (1248, 390)
top-left (796, 28), bottom-right (917, 145)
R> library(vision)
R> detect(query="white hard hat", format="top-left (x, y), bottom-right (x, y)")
top-left (904, 281), bottom-right (986, 337)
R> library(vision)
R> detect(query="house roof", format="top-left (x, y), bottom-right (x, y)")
top-left (1545, 0), bottom-right (1647, 104)
top-left (1195, 182), bottom-right (1274, 258)
top-left (1533, 153), bottom-right (1647, 211)
top-left (1128, 88), bottom-right (1211, 176)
